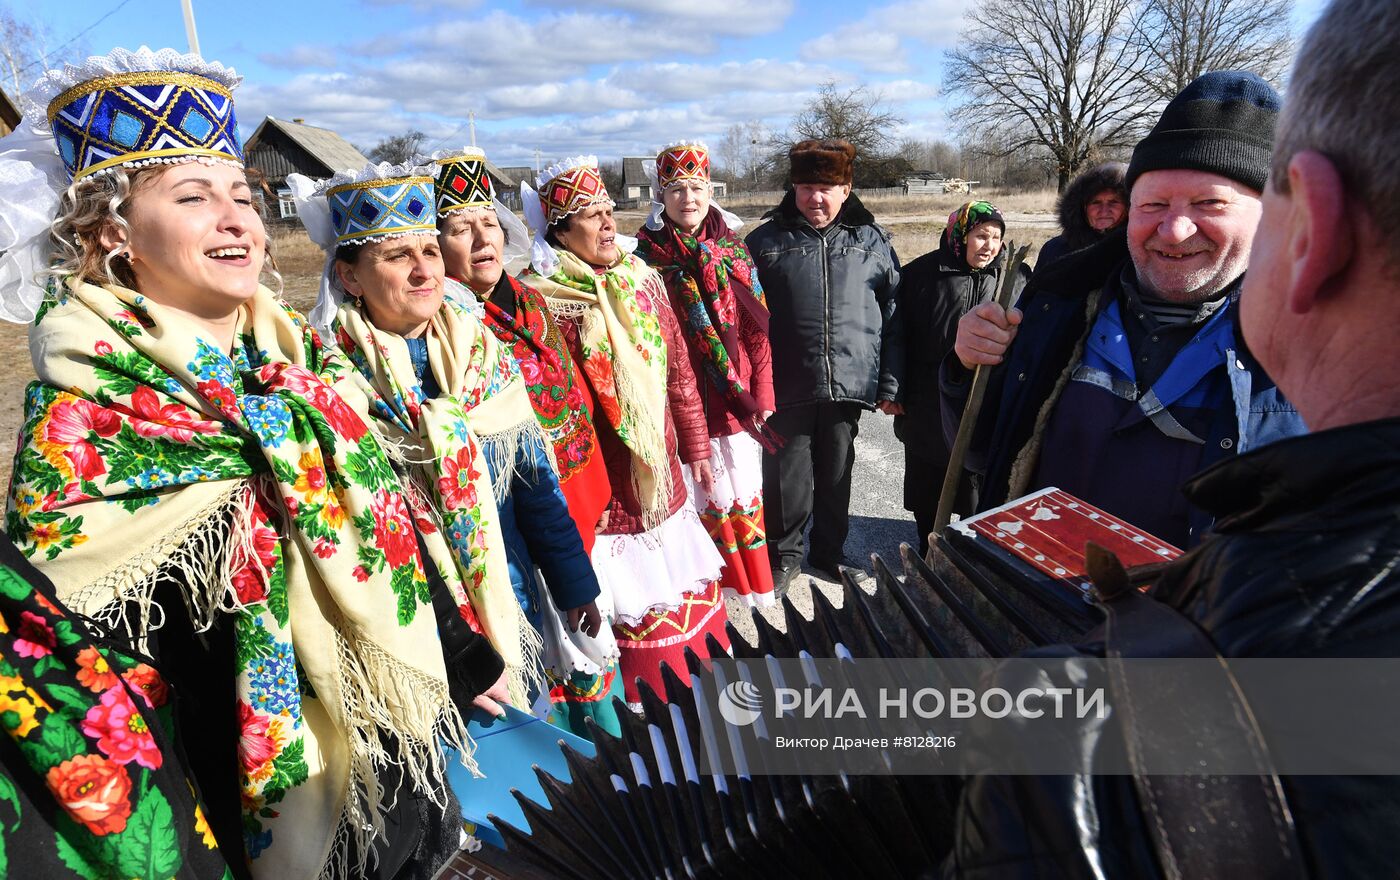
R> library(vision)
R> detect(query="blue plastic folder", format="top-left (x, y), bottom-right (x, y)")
top-left (444, 705), bottom-right (596, 848)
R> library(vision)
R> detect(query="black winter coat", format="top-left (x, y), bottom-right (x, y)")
top-left (745, 191), bottom-right (903, 409)
top-left (895, 246), bottom-right (1030, 453)
top-left (946, 417), bottom-right (1400, 879)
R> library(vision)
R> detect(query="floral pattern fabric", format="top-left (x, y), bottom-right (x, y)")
top-left (524, 251), bottom-right (675, 528)
top-left (634, 211), bottom-right (773, 445)
top-left (476, 275), bottom-right (611, 555)
top-left (0, 538), bottom-right (230, 879)
top-left (334, 296), bottom-right (544, 706)
top-left (7, 281), bottom-right (473, 879)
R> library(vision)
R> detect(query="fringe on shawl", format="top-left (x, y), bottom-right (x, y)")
top-left (322, 622), bottom-right (478, 880)
top-left (575, 306), bottom-right (675, 530)
top-left (1005, 287), bottom-right (1105, 500)
top-left (69, 480), bottom-right (261, 651)
top-left (479, 418), bottom-right (555, 506)
top-left (505, 599), bottom-right (545, 709)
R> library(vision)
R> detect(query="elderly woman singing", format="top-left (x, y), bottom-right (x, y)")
top-left (432, 148), bottom-right (622, 736)
top-left (2, 48), bottom-right (504, 879)
top-left (289, 159), bottom-right (604, 729)
top-left (521, 157), bottom-right (730, 709)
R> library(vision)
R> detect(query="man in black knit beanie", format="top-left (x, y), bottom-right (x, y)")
top-left (940, 71), bottom-right (1306, 549)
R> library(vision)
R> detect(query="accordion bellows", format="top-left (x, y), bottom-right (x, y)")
top-left (451, 526), bottom-right (1112, 878)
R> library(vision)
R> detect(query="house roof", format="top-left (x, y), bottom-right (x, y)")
top-left (0, 88), bottom-right (20, 133)
top-left (499, 165), bottom-right (534, 184)
top-left (621, 157), bottom-right (650, 188)
top-left (244, 116), bottom-right (369, 176)
top-left (482, 158), bottom-right (519, 188)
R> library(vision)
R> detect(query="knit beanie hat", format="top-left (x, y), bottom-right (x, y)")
top-left (1125, 71), bottom-right (1281, 194)
top-left (789, 139), bottom-right (856, 186)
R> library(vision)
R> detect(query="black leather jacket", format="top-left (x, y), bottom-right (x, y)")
top-left (946, 417), bottom-right (1400, 879)
top-left (745, 191), bottom-right (903, 409)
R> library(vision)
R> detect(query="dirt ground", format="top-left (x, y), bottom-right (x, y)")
top-left (0, 192), bottom-right (1057, 492)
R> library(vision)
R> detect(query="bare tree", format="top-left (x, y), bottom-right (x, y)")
top-left (367, 130), bottom-right (428, 165)
top-left (717, 120), bottom-right (775, 190)
top-left (0, 4), bottom-right (83, 97)
top-left (945, 0), bottom-right (1154, 191)
top-left (1132, 0), bottom-right (1294, 99)
top-left (782, 82), bottom-right (908, 188)
top-left (598, 159), bottom-right (624, 199)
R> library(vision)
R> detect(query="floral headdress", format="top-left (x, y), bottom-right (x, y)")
top-left (0, 47), bottom-right (243, 323)
top-left (288, 161), bottom-right (439, 333)
top-left (642, 140), bottom-right (743, 233)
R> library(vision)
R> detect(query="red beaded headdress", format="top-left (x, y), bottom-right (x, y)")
top-left (655, 141), bottom-right (710, 190)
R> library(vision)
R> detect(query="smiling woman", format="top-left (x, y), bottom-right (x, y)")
top-left (0, 47), bottom-right (508, 880)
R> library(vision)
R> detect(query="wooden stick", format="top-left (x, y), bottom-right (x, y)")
top-left (933, 243), bottom-right (1031, 534)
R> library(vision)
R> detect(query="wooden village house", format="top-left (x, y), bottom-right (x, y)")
top-left (243, 117), bottom-right (371, 222)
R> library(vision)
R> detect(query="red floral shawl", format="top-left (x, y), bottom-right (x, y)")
top-left (470, 274), bottom-right (611, 551)
top-left (634, 207), bottom-right (779, 450)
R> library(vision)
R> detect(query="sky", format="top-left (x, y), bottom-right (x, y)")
top-left (23, 0), bottom-right (1329, 171)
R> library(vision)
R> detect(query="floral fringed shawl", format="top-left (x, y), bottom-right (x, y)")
top-left (524, 251), bottom-right (674, 528)
top-left (475, 274), bottom-right (611, 554)
top-left (333, 296), bottom-right (547, 706)
top-left (6, 281), bottom-right (473, 879)
top-left (634, 208), bottom-right (777, 451)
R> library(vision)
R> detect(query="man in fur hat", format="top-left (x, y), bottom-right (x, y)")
top-left (746, 139), bottom-right (903, 589)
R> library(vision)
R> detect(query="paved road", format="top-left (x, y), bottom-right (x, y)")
top-left (727, 409), bottom-right (921, 645)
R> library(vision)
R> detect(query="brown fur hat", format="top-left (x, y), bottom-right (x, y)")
top-left (789, 139), bottom-right (856, 186)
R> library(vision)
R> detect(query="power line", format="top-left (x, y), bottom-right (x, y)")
top-left (15, 0), bottom-right (138, 79)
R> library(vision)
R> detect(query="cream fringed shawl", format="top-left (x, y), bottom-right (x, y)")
top-left (525, 250), bottom-right (673, 527)
top-left (7, 281), bottom-right (474, 879)
top-left (333, 296), bottom-right (550, 706)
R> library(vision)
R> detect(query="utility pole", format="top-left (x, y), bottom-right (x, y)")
top-left (534, 148), bottom-right (541, 176)
top-left (180, 0), bottom-right (201, 56)
top-left (468, 111), bottom-right (476, 147)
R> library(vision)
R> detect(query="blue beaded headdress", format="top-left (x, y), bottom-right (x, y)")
top-left (48, 70), bottom-right (242, 181)
top-left (325, 175), bottom-right (436, 244)
top-left (0, 47), bottom-right (245, 323)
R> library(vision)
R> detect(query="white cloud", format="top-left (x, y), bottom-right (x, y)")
top-left (605, 60), bottom-right (843, 102)
top-left (228, 3), bottom-right (955, 169)
top-left (870, 0), bottom-right (969, 46)
top-left (801, 25), bottom-right (909, 74)
top-left (525, 0), bottom-right (795, 36)
top-left (800, 0), bottom-right (969, 74)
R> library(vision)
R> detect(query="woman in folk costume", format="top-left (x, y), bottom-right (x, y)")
top-left (520, 157), bottom-right (731, 709)
top-left (288, 160), bottom-right (607, 726)
top-left (0, 48), bottom-right (507, 879)
top-left (431, 148), bottom-right (623, 735)
top-left (634, 141), bottom-right (780, 608)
